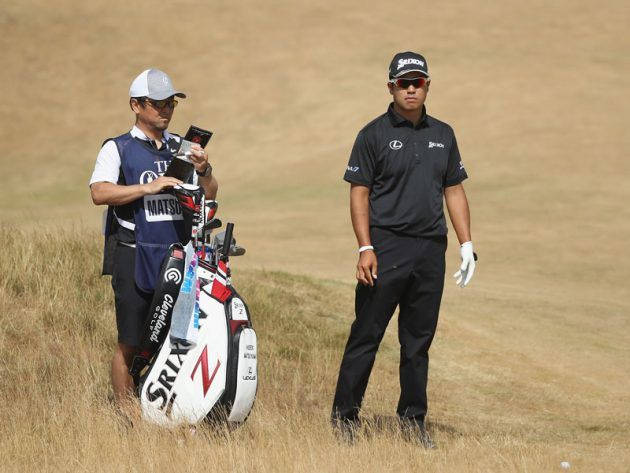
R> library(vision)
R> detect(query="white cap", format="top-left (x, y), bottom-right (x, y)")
top-left (129, 69), bottom-right (186, 100)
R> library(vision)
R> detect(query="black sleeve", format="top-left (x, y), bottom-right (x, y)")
top-left (444, 132), bottom-right (468, 187)
top-left (343, 130), bottom-right (375, 186)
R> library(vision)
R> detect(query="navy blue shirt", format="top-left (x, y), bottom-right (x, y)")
top-left (343, 103), bottom-right (468, 237)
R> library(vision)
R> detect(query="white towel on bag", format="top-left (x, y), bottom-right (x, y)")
top-left (170, 242), bottom-right (199, 345)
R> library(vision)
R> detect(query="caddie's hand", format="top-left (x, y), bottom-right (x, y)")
top-left (189, 143), bottom-right (210, 173)
top-left (144, 176), bottom-right (182, 195)
top-left (357, 249), bottom-right (378, 287)
top-left (453, 241), bottom-right (476, 288)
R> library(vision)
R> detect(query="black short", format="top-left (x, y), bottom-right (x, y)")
top-left (111, 243), bottom-right (153, 347)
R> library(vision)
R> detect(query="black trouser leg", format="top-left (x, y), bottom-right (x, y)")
top-left (332, 229), bottom-right (412, 421)
top-left (396, 237), bottom-right (446, 422)
top-left (331, 286), bottom-right (399, 420)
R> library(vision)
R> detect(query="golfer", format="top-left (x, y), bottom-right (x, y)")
top-left (331, 52), bottom-right (476, 446)
top-left (89, 69), bottom-right (217, 403)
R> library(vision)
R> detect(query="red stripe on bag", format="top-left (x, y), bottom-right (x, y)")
top-left (210, 277), bottom-right (232, 302)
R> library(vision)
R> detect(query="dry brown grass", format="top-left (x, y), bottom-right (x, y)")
top-left (1, 0), bottom-right (629, 471)
top-left (0, 228), bottom-right (628, 472)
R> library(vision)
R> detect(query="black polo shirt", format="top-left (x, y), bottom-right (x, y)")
top-left (343, 103), bottom-right (468, 237)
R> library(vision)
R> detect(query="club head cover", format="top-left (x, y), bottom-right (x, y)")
top-left (205, 200), bottom-right (218, 221)
top-left (172, 184), bottom-right (204, 224)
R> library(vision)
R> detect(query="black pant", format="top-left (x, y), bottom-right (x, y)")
top-left (111, 244), bottom-right (153, 347)
top-left (332, 228), bottom-right (446, 423)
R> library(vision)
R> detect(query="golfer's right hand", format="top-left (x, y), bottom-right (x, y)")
top-left (357, 250), bottom-right (378, 287)
top-left (144, 176), bottom-right (182, 195)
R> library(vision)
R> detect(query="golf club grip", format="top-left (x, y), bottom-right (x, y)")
top-left (223, 222), bottom-right (234, 258)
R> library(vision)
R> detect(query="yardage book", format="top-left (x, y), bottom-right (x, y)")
top-left (164, 125), bottom-right (213, 182)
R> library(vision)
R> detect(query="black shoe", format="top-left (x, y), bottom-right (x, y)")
top-left (400, 419), bottom-right (436, 449)
top-left (332, 418), bottom-right (359, 445)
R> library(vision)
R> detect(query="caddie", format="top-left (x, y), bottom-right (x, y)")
top-left (331, 52), bottom-right (476, 447)
top-left (89, 69), bottom-right (218, 403)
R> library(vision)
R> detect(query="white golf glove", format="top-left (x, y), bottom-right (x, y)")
top-left (453, 241), bottom-right (476, 287)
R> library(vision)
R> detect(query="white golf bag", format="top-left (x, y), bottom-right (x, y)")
top-left (133, 185), bottom-right (258, 427)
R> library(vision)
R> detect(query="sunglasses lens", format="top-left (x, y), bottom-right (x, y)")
top-left (150, 99), bottom-right (177, 109)
top-left (395, 78), bottom-right (426, 88)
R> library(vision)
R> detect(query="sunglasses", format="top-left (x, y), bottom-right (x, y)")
top-left (389, 77), bottom-right (429, 89)
top-left (139, 97), bottom-right (178, 110)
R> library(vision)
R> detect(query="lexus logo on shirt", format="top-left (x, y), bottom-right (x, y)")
top-left (389, 140), bottom-right (403, 150)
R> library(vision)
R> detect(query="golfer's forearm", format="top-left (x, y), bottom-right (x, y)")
top-left (199, 175), bottom-right (218, 200)
top-left (350, 184), bottom-right (371, 247)
top-left (444, 184), bottom-right (471, 244)
top-left (90, 182), bottom-right (149, 206)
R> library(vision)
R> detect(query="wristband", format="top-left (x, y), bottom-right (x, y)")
top-left (358, 245), bottom-right (374, 253)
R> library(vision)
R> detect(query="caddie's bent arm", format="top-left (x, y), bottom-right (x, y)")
top-left (188, 143), bottom-right (218, 200)
top-left (198, 174), bottom-right (218, 200)
top-left (90, 177), bottom-right (182, 206)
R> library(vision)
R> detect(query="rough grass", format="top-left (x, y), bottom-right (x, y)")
top-left (0, 227), bottom-right (628, 472)
top-left (1, 2), bottom-right (629, 469)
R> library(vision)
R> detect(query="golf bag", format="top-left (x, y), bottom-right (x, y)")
top-left (129, 244), bottom-right (186, 380)
top-left (133, 184), bottom-right (257, 426)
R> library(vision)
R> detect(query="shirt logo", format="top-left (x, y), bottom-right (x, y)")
top-left (347, 166), bottom-right (359, 173)
top-left (459, 161), bottom-right (465, 170)
top-left (140, 170), bottom-right (158, 184)
top-left (428, 142), bottom-right (444, 149)
top-left (389, 140), bottom-right (403, 150)
top-left (397, 58), bottom-right (424, 70)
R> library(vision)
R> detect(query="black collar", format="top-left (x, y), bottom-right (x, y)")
top-left (387, 103), bottom-right (428, 129)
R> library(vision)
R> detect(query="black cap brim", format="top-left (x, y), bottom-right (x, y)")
top-left (392, 69), bottom-right (430, 79)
